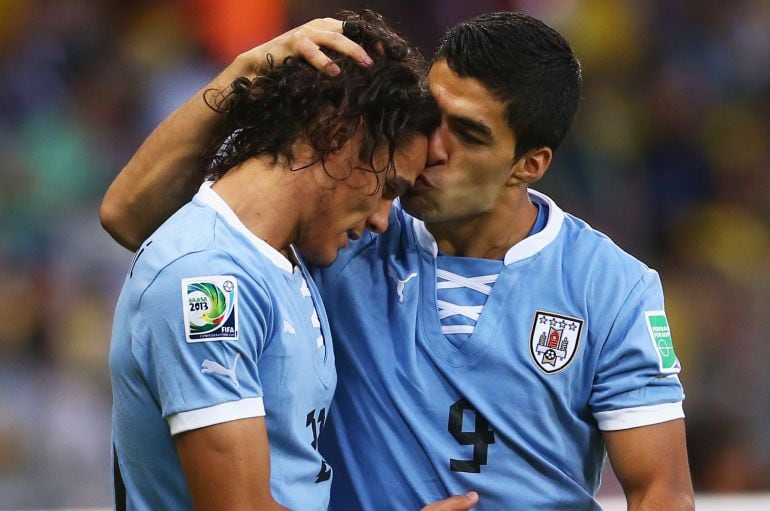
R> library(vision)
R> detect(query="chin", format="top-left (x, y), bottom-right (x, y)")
top-left (303, 249), bottom-right (339, 268)
top-left (401, 196), bottom-right (435, 222)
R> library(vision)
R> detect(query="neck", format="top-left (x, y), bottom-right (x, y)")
top-left (212, 157), bottom-right (314, 258)
top-left (426, 189), bottom-right (537, 260)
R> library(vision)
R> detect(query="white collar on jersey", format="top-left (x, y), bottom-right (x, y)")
top-left (195, 182), bottom-right (294, 273)
top-left (412, 188), bottom-right (565, 266)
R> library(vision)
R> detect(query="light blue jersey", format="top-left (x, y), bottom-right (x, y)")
top-left (314, 190), bottom-right (684, 510)
top-left (110, 184), bottom-right (335, 510)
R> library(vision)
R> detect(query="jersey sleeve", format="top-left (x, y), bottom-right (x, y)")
top-left (137, 249), bottom-right (273, 435)
top-left (589, 269), bottom-right (685, 431)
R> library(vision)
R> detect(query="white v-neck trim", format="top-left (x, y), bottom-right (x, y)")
top-left (196, 182), bottom-right (294, 273)
top-left (502, 189), bottom-right (564, 264)
top-left (411, 188), bottom-right (564, 266)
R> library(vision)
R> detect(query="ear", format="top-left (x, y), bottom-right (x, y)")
top-left (508, 147), bottom-right (553, 185)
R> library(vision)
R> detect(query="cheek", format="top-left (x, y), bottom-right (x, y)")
top-left (459, 154), bottom-right (510, 189)
top-left (439, 167), bottom-right (505, 211)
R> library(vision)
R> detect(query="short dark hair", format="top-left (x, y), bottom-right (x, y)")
top-left (201, 10), bottom-right (438, 189)
top-left (435, 11), bottom-right (582, 160)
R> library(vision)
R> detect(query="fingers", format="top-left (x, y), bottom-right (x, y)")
top-left (420, 492), bottom-right (479, 511)
top-left (290, 36), bottom-right (341, 75)
top-left (292, 29), bottom-right (372, 75)
top-left (231, 17), bottom-right (374, 78)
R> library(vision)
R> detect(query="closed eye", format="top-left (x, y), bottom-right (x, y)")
top-left (457, 130), bottom-right (484, 145)
top-left (448, 115), bottom-right (492, 146)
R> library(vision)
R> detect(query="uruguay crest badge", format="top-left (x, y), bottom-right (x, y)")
top-left (530, 310), bottom-right (584, 374)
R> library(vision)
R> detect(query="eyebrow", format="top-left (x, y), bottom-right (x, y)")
top-left (447, 114), bottom-right (494, 142)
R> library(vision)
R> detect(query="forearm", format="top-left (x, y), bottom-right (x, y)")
top-left (176, 418), bottom-right (290, 511)
top-left (604, 420), bottom-right (694, 511)
top-left (625, 486), bottom-right (694, 511)
top-left (100, 18), bottom-right (371, 251)
top-left (100, 56), bottom-right (255, 251)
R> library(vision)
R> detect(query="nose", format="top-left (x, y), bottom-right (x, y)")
top-left (366, 198), bottom-right (392, 234)
top-left (426, 125), bottom-right (447, 167)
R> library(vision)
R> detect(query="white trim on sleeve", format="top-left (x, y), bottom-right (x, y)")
top-left (167, 397), bottom-right (266, 435)
top-left (594, 401), bottom-right (684, 431)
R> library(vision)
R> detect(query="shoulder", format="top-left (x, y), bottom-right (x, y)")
top-left (528, 189), bottom-right (652, 283)
top-left (134, 247), bottom-right (278, 345)
top-left (131, 212), bottom-right (277, 313)
top-left (529, 191), bottom-right (659, 317)
top-left (559, 211), bottom-right (653, 282)
top-left (550, 212), bottom-right (669, 345)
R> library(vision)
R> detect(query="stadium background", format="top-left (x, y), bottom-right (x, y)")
top-left (0, 0), bottom-right (768, 508)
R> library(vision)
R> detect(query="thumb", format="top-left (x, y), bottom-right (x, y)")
top-left (420, 491), bottom-right (479, 511)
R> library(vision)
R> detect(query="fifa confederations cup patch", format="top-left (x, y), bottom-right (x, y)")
top-left (529, 310), bottom-right (584, 374)
top-left (644, 311), bottom-right (680, 373)
top-left (181, 276), bottom-right (239, 342)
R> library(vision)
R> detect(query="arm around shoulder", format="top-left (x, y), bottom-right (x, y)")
top-left (99, 63), bottom-right (237, 251)
top-left (100, 18), bottom-right (371, 251)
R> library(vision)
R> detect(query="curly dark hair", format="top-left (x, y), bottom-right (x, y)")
top-left (200, 10), bottom-right (438, 191)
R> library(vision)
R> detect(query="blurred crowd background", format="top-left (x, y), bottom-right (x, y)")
top-left (1, 0), bottom-right (769, 507)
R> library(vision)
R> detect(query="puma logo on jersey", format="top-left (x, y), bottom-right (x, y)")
top-left (388, 264), bottom-right (417, 303)
top-left (201, 353), bottom-right (241, 388)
